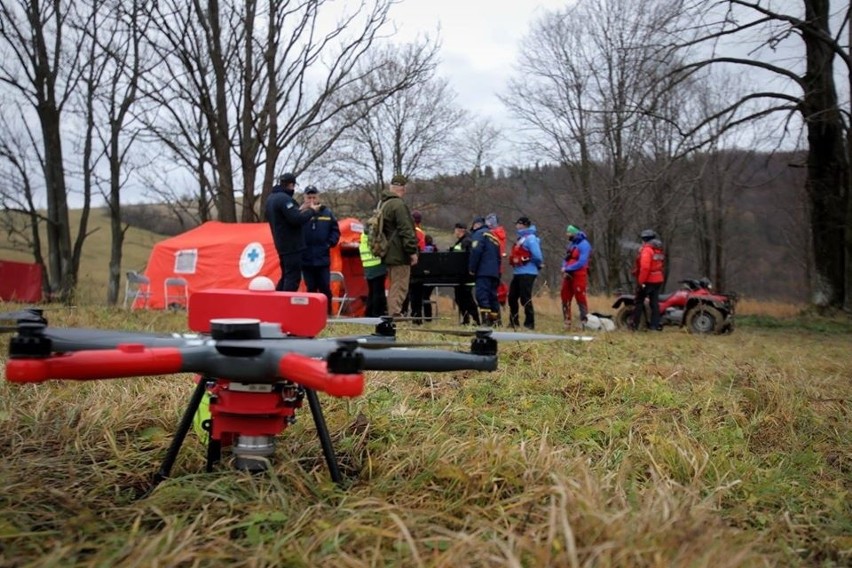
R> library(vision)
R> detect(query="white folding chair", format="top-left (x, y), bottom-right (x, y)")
top-left (329, 271), bottom-right (356, 317)
top-left (163, 276), bottom-right (189, 311)
top-left (124, 271), bottom-right (151, 310)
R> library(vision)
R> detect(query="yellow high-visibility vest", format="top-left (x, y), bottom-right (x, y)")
top-left (359, 231), bottom-right (381, 268)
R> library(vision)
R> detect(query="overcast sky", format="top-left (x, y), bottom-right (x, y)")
top-left (386, 0), bottom-right (569, 125)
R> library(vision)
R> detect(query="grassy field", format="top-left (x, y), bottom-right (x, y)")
top-left (0, 296), bottom-right (849, 567)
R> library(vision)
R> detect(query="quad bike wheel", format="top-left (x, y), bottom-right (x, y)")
top-left (685, 305), bottom-right (723, 334)
top-left (615, 305), bottom-right (646, 330)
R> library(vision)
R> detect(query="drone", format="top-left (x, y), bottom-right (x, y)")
top-left (1, 288), bottom-right (593, 487)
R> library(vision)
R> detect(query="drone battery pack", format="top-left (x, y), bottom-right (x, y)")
top-left (188, 289), bottom-right (328, 337)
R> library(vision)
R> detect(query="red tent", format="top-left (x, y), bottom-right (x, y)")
top-left (0, 260), bottom-right (43, 302)
top-left (141, 220), bottom-right (366, 315)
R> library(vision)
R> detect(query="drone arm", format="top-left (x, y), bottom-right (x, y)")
top-left (277, 353), bottom-right (364, 398)
top-left (5, 345), bottom-right (184, 383)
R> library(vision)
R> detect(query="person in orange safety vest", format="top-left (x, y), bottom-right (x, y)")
top-left (631, 229), bottom-right (665, 330)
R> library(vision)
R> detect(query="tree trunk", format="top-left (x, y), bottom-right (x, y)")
top-left (800, 0), bottom-right (848, 308)
top-left (39, 109), bottom-right (74, 302)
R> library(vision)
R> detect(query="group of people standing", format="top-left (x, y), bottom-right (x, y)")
top-left (267, 170), bottom-right (666, 330)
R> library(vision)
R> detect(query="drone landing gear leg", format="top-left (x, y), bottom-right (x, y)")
top-left (305, 388), bottom-right (343, 486)
top-left (153, 376), bottom-right (211, 487)
top-left (206, 439), bottom-right (221, 472)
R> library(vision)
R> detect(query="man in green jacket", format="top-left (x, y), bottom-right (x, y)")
top-left (380, 174), bottom-right (419, 317)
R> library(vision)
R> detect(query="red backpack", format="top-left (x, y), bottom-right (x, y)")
top-left (509, 242), bottom-right (530, 267)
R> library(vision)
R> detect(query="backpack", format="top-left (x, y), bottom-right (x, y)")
top-left (366, 200), bottom-right (390, 258)
top-left (509, 241), bottom-right (531, 267)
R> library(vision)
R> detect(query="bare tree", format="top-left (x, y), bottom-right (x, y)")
top-left (673, 0), bottom-right (850, 310)
top-left (80, 0), bottom-right (149, 305)
top-left (453, 117), bottom-right (503, 181)
top-left (326, 43), bottom-right (463, 204)
top-left (0, 0), bottom-right (88, 302)
top-left (140, 0), bottom-right (438, 223)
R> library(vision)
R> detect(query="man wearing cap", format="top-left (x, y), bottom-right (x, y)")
top-left (449, 222), bottom-right (479, 325)
top-left (301, 185), bottom-right (340, 312)
top-left (508, 216), bottom-right (544, 330)
top-left (468, 216), bottom-right (502, 326)
top-left (266, 172), bottom-right (319, 291)
top-left (631, 229), bottom-right (665, 330)
top-left (561, 225), bottom-right (592, 329)
top-left (379, 174), bottom-right (419, 318)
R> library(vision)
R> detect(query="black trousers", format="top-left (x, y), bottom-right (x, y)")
top-left (454, 284), bottom-right (479, 325)
top-left (365, 274), bottom-right (387, 317)
top-left (508, 274), bottom-right (536, 329)
top-left (276, 256), bottom-right (302, 292)
top-left (302, 265), bottom-right (332, 312)
top-left (407, 282), bottom-right (426, 322)
top-left (632, 282), bottom-right (663, 330)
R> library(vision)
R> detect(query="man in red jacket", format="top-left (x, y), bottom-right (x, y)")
top-left (631, 229), bottom-right (665, 330)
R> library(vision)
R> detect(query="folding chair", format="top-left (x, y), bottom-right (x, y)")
top-left (124, 271), bottom-right (151, 310)
top-left (329, 271), bottom-right (356, 317)
top-left (164, 276), bottom-right (189, 311)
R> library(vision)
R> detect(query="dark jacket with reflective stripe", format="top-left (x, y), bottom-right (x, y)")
top-left (301, 205), bottom-right (340, 266)
top-left (468, 226), bottom-right (501, 278)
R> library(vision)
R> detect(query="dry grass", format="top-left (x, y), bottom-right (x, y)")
top-left (1, 303), bottom-right (850, 567)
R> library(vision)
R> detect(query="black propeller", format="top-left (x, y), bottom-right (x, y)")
top-left (410, 327), bottom-right (595, 342)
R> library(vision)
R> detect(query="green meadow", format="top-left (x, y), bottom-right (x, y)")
top-left (0, 298), bottom-right (849, 567)
top-left (0, 210), bottom-right (850, 566)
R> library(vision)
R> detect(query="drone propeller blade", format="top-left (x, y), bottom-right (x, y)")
top-left (490, 331), bottom-right (594, 342)
top-left (412, 328), bottom-right (595, 342)
top-left (359, 348), bottom-right (497, 372)
top-left (327, 317), bottom-right (385, 325)
top-left (339, 340), bottom-right (459, 350)
top-left (328, 315), bottom-right (427, 325)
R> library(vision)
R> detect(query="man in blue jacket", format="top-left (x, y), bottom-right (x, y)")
top-left (468, 216), bottom-right (502, 326)
top-left (301, 185), bottom-right (341, 311)
top-left (266, 172), bottom-right (318, 291)
top-left (508, 216), bottom-right (544, 330)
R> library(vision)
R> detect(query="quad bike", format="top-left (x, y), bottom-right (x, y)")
top-left (612, 277), bottom-right (737, 334)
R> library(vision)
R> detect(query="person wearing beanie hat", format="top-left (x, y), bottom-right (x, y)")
top-left (508, 216), bottom-right (544, 330)
top-left (379, 172), bottom-right (419, 318)
top-left (630, 229), bottom-right (665, 331)
top-left (266, 170), bottom-right (319, 291)
top-left (561, 224), bottom-right (592, 329)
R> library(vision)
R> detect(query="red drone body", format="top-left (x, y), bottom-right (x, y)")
top-left (2, 287), bottom-right (512, 485)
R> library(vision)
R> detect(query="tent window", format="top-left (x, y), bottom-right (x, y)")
top-left (174, 249), bottom-right (198, 274)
